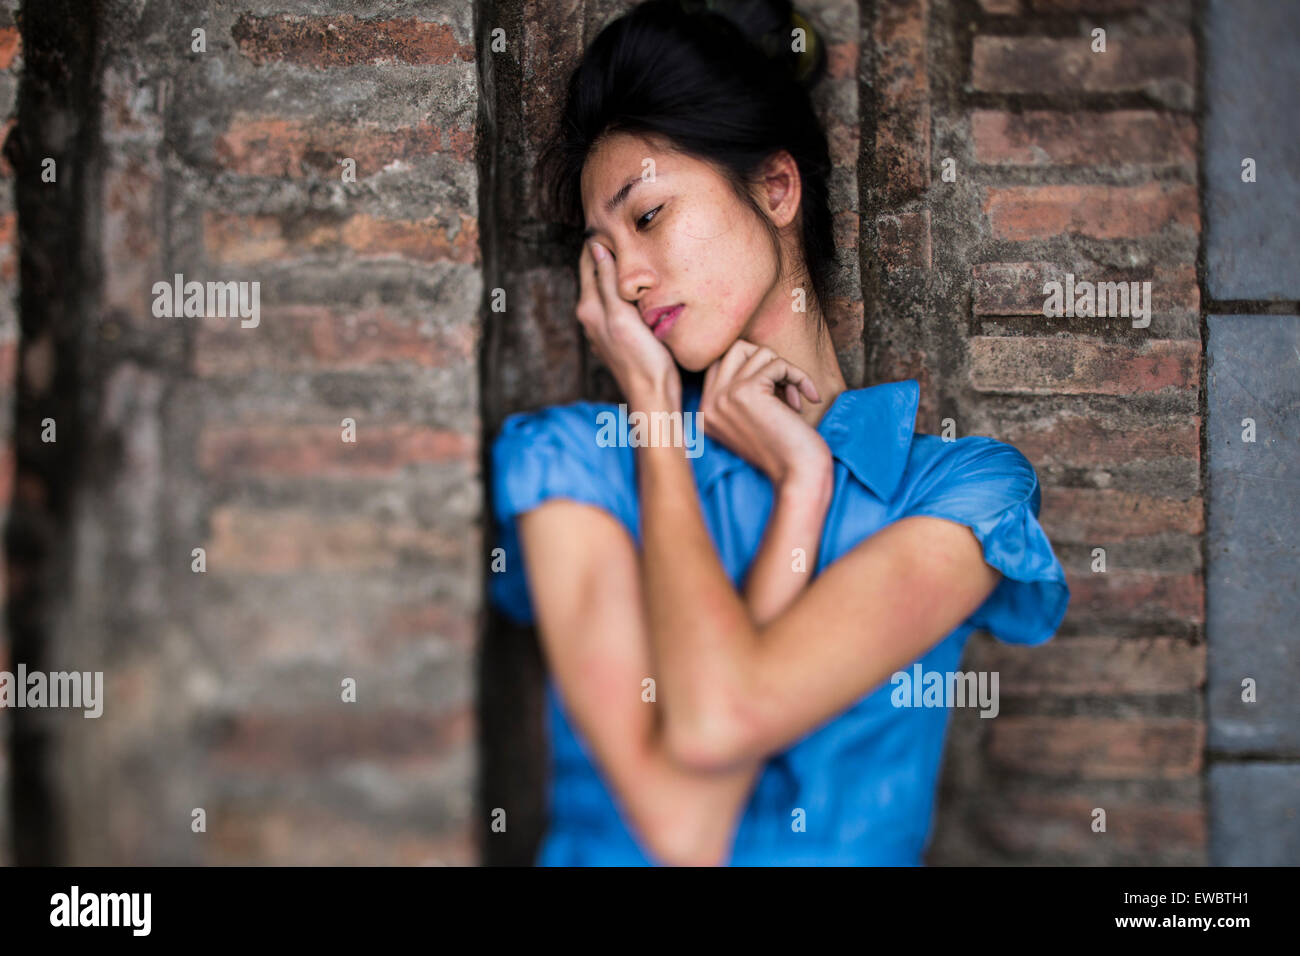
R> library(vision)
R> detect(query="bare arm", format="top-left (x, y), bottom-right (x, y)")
top-left (636, 416), bottom-right (1003, 773)
top-left (741, 469), bottom-right (834, 624)
top-left (517, 472), bottom-right (830, 866)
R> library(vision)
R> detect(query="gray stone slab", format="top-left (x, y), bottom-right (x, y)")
top-left (1209, 763), bottom-right (1300, 866)
top-left (1207, 315), bottom-right (1300, 753)
top-left (1205, 0), bottom-right (1300, 300)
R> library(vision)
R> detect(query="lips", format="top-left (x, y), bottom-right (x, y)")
top-left (643, 303), bottom-right (683, 330)
top-left (650, 305), bottom-right (683, 340)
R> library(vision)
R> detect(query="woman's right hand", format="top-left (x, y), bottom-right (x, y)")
top-left (577, 239), bottom-right (681, 410)
top-left (699, 339), bottom-right (833, 494)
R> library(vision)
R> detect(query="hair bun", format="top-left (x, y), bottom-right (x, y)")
top-left (677, 0), bottom-right (828, 91)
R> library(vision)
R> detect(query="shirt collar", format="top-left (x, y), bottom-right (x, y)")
top-left (681, 375), bottom-right (921, 501)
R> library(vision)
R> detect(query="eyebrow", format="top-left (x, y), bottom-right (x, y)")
top-left (581, 175), bottom-right (644, 241)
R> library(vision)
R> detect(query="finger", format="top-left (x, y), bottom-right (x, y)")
top-left (576, 241), bottom-right (601, 328)
top-left (578, 240), bottom-right (595, 304)
top-left (733, 348), bottom-right (821, 404)
top-left (784, 381), bottom-right (802, 412)
top-left (713, 339), bottom-right (763, 392)
top-left (589, 241), bottom-right (620, 324)
top-left (745, 351), bottom-right (821, 403)
top-left (735, 344), bottom-right (779, 383)
top-left (752, 357), bottom-right (819, 405)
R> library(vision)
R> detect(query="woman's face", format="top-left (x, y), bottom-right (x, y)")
top-left (579, 132), bottom-right (796, 372)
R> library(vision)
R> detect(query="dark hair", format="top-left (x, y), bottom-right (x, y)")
top-left (539, 0), bottom-right (835, 335)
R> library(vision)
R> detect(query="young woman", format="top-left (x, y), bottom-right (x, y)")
top-left (489, 0), bottom-right (1070, 866)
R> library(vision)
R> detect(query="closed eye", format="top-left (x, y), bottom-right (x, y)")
top-left (636, 205), bottom-right (663, 231)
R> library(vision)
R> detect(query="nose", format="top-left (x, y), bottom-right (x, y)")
top-left (613, 250), bottom-right (654, 303)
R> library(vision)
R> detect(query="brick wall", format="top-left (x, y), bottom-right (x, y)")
top-left (0, 0), bottom-right (1230, 866)
top-left (4, 0), bottom-right (481, 864)
top-left (864, 0), bottom-right (1204, 863)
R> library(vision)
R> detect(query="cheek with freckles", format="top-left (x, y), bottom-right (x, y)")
top-left (663, 192), bottom-right (775, 366)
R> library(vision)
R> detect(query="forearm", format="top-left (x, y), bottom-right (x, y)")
top-left (629, 718), bottom-right (762, 866)
top-left (632, 464), bottom-right (827, 864)
top-left (742, 469), bottom-right (834, 626)
top-left (637, 433), bottom-right (756, 754)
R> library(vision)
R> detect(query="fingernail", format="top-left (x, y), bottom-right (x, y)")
top-left (590, 240), bottom-right (607, 261)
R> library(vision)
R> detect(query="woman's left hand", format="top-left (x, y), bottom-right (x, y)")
top-left (699, 340), bottom-right (833, 490)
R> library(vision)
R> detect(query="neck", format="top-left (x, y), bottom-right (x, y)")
top-left (740, 299), bottom-right (848, 429)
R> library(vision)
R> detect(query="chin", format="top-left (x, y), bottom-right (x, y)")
top-left (668, 337), bottom-right (733, 374)
top-left (672, 350), bottom-right (712, 374)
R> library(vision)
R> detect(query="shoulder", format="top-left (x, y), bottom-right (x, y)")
top-left (899, 434), bottom-right (1069, 645)
top-left (494, 400), bottom-right (607, 454)
top-left (901, 433), bottom-right (1041, 518)
top-left (493, 400), bottom-right (629, 468)
top-left (490, 400), bottom-right (638, 527)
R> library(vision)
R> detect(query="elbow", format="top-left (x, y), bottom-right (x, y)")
top-left (648, 825), bottom-right (729, 868)
top-left (643, 803), bottom-right (733, 868)
top-left (663, 694), bottom-right (755, 773)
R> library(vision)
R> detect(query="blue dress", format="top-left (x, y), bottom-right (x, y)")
top-left (488, 372), bottom-right (1070, 865)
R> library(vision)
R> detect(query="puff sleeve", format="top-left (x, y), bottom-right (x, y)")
top-left (900, 436), bottom-right (1070, 645)
top-left (488, 403), bottom-right (638, 627)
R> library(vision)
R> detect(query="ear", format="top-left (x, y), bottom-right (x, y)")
top-left (758, 150), bottom-right (802, 230)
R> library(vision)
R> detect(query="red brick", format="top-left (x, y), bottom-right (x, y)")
top-left (203, 598), bottom-right (472, 668)
top-left (232, 14), bottom-right (474, 68)
top-left (826, 121), bottom-right (860, 174)
top-left (825, 41), bottom-right (859, 82)
top-left (973, 262), bottom-right (1198, 322)
top-left (875, 0), bottom-right (928, 99)
top-left (969, 336), bottom-right (1199, 394)
top-left (876, 210), bottom-right (931, 270)
top-left (215, 115), bottom-right (473, 178)
top-left (0, 118), bottom-right (13, 177)
top-left (0, 443), bottom-right (12, 516)
top-left (203, 211), bottom-right (480, 266)
top-left (874, 0), bottom-right (929, 200)
top-left (984, 793), bottom-right (1205, 857)
top-left (832, 208), bottom-right (859, 255)
top-left (825, 295), bottom-right (864, 388)
top-left (973, 634), bottom-right (1205, 695)
top-left (972, 110), bottom-right (1196, 167)
top-left (205, 506), bottom-right (468, 572)
top-left (878, 100), bottom-right (931, 202)
top-left (101, 65), bottom-right (165, 143)
top-left (210, 707), bottom-right (473, 772)
top-left (1066, 569), bottom-right (1204, 623)
top-left (518, 1), bottom-right (588, 168)
top-left (989, 716), bottom-right (1204, 778)
top-left (1040, 487), bottom-right (1203, 540)
top-left (1030, 0), bottom-right (1156, 10)
top-left (194, 305), bottom-right (476, 376)
top-left (983, 183), bottom-right (1198, 241)
top-left (994, 413), bottom-right (1199, 468)
top-left (0, 212), bottom-right (14, 282)
top-left (199, 423), bottom-right (475, 479)
top-left (972, 36), bottom-right (1195, 96)
top-left (210, 801), bottom-right (476, 866)
top-left (382, 603), bottom-right (475, 649)
top-left (0, 27), bottom-right (19, 71)
top-left (103, 156), bottom-right (163, 323)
